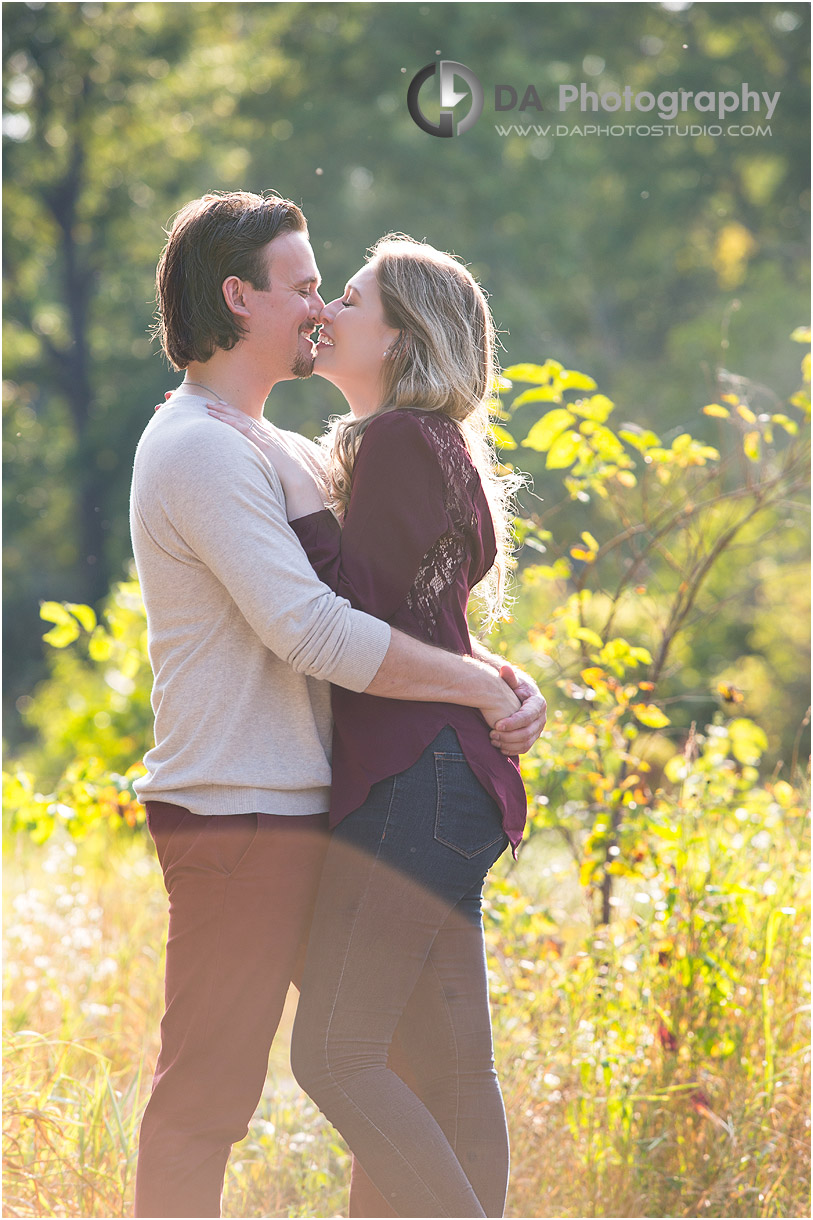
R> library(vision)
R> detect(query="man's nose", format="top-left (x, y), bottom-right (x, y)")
top-left (310, 289), bottom-right (326, 317)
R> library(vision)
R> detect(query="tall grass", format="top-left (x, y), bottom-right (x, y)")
top-left (3, 804), bottom-right (809, 1219)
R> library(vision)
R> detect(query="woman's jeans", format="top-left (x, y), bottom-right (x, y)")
top-left (291, 727), bottom-right (511, 1219)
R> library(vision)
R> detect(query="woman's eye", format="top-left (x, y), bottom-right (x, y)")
top-left (341, 298), bottom-right (352, 307)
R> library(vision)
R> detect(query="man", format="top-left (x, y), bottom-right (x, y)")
top-left (131, 190), bottom-right (545, 1217)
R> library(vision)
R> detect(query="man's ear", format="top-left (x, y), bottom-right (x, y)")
top-left (222, 275), bottom-right (251, 318)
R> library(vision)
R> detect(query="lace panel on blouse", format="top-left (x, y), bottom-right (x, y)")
top-left (405, 415), bottom-right (480, 639)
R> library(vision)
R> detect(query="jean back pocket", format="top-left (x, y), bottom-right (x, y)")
top-left (433, 750), bottom-right (506, 859)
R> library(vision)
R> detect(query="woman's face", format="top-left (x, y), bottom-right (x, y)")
top-left (313, 263), bottom-right (401, 417)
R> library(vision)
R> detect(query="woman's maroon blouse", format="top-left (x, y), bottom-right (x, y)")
top-left (290, 408), bottom-right (527, 851)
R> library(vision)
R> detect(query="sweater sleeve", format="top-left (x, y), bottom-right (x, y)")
top-left (291, 411), bottom-right (451, 621)
top-left (137, 421), bottom-right (391, 691)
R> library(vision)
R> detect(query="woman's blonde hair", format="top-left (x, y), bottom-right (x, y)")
top-left (321, 234), bottom-right (522, 630)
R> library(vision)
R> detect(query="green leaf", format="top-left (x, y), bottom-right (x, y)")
top-left (521, 408), bottom-right (575, 453)
top-left (546, 430), bottom-right (582, 469)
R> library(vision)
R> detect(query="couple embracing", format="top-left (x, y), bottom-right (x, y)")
top-left (131, 190), bottom-right (546, 1219)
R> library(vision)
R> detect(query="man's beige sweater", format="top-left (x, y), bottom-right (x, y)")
top-left (129, 389), bottom-right (391, 816)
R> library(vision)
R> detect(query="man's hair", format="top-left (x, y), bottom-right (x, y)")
top-left (154, 190), bottom-right (307, 369)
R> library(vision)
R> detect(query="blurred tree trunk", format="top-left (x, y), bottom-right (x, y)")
top-left (44, 108), bottom-right (107, 603)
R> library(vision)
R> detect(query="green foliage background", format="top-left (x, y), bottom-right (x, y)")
top-left (3, 0), bottom-right (810, 732)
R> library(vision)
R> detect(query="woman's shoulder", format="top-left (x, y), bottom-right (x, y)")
top-left (364, 407), bottom-right (462, 447)
top-left (358, 408), bottom-right (438, 458)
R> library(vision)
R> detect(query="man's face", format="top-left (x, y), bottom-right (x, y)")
top-left (243, 231), bottom-right (324, 385)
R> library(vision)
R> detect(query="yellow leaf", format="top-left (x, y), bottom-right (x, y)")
top-left (65, 602), bottom-right (97, 632)
top-left (772, 780), bottom-right (795, 807)
top-left (632, 703), bottom-right (671, 729)
top-left (703, 403), bottom-right (730, 418)
top-left (490, 423), bottom-right (517, 450)
top-left (511, 386), bottom-right (563, 409)
top-left (558, 370), bottom-right (597, 391)
top-left (40, 600), bottom-right (73, 626)
top-left (771, 413), bottom-right (798, 435)
top-left (790, 326), bottom-right (811, 344)
top-left (579, 857), bottom-right (599, 888)
top-left (42, 622), bottom-right (80, 649)
top-left (573, 627), bottom-right (603, 647)
top-left (521, 408), bottom-right (575, 452)
top-left (546, 430), bottom-right (582, 469)
top-left (743, 430), bottom-right (761, 461)
top-left (736, 403), bottom-right (756, 423)
top-left (502, 363), bottom-right (553, 384)
top-left (581, 667), bottom-right (606, 686)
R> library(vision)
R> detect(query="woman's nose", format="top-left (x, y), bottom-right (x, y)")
top-left (319, 298), bottom-right (341, 324)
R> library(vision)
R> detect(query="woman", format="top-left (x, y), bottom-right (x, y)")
top-left (209, 236), bottom-right (528, 1217)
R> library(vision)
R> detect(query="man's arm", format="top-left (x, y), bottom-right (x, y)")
top-left (142, 423), bottom-right (519, 726)
top-left (365, 631), bottom-right (520, 732)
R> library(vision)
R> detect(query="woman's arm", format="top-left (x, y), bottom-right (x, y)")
top-left (292, 411), bottom-right (452, 620)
